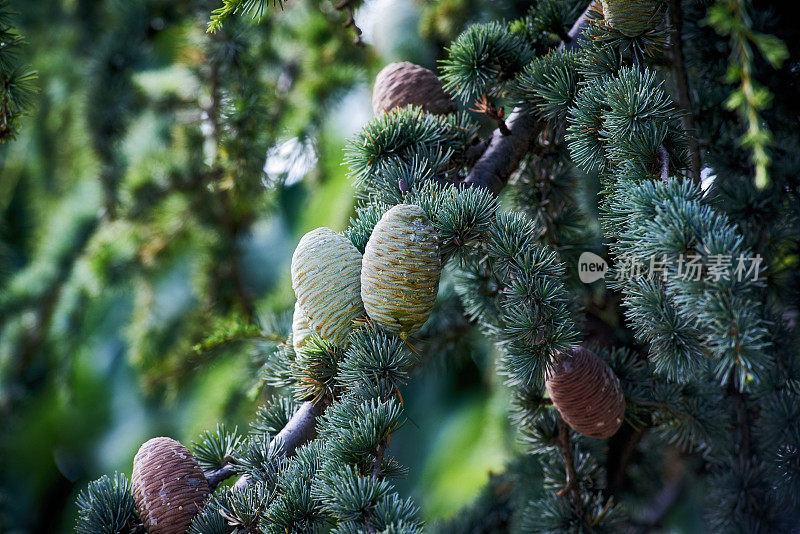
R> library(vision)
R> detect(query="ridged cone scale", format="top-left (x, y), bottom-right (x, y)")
top-left (291, 227), bottom-right (364, 347)
top-left (601, 0), bottom-right (659, 37)
top-left (292, 302), bottom-right (313, 353)
top-left (545, 347), bottom-right (626, 439)
top-left (361, 204), bottom-right (441, 338)
top-left (372, 62), bottom-right (457, 115)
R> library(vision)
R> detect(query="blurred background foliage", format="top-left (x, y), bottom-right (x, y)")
top-left (0, 0), bottom-right (540, 532)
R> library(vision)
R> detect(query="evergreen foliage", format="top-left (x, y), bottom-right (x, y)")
top-left (3, 0), bottom-right (798, 532)
top-left (74, 473), bottom-right (135, 534)
top-left (0, 1), bottom-right (35, 142)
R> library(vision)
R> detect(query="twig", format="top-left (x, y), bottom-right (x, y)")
top-left (729, 380), bottom-right (752, 464)
top-left (372, 441), bottom-right (386, 481)
top-left (335, 0), bottom-right (364, 47)
top-left (555, 420), bottom-right (585, 519)
top-left (471, 94), bottom-right (511, 135)
top-left (366, 440), bottom-right (385, 534)
top-left (659, 145), bottom-right (670, 182)
top-left (206, 464), bottom-right (237, 492)
top-left (667, 0), bottom-right (702, 184)
top-left (606, 420), bottom-right (649, 495)
top-left (631, 24), bottom-right (672, 185)
top-left (462, 2), bottom-right (597, 194)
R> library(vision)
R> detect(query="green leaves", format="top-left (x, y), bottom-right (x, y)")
top-left (440, 21), bottom-right (533, 104)
top-left (0, 1), bottom-right (37, 142)
top-left (74, 473), bottom-right (135, 534)
top-left (605, 178), bottom-right (771, 389)
top-left (338, 327), bottom-right (417, 400)
top-left (411, 182), bottom-right (499, 259)
top-left (208, 0), bottom-right (281, 33)
top-left (509, 50), bottom-right (580, 122)
top-left (252, 396), bottom-right (300, 436)
top-left (704, 0), bottom-right (788, 188)
top-left (344, 108), bottom-right (476, 199)
top-left (193, 424), bottom-right (243, 473)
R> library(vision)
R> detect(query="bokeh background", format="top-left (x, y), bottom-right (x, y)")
top-left (0, 1), bottom-right (537, 532)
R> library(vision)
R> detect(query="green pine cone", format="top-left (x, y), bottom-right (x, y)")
top-left (361, 204), bottom-right (441, 338)
top-left (292, 302), bottom-right (313, 352)
top-left (291, 227), bottom-right (364, 346)
top-left (601, 0), bottom-right (659, 37)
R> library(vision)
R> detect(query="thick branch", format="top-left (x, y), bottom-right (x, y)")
top-left (631, 476), bottom-right (686, 533)
top-left (231, 398), bottom-right (329, 491)
top-left (335, 0), bottom-right (364, 47)
top-left (462, 2), bottom-right (597, 195)
top-left (461, 110), bottom-right (545, 194)
top-left (206, 464), bottom-right (237, 492)
top-left (667, 0), bottom-right (702, 184)
top-left (277, 398), bottom-right (329, 455)
top-left (562, 2), bottom-right (598, 51)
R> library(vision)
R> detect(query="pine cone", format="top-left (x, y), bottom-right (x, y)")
top-left (601, 0), bottom-right (659, 37)
top-left (131, 437), bottom-right (209, 534)
top-left (292, 301), bottom-right (313, 352)
top-left (361, 204), bottom-right (441, 338)
top-left (291, 227), bottom-right (364, 346)
top-left (372, 62), bottom-right (457, 116)
top-left (545, 347), bottom-right (626, 439)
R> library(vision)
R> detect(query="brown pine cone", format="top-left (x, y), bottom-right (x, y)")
top-left (372, 62), bottom-right (457, 116)
top-left (131, 437), bottom-right (209, 534)
top-left (545, 347), bottom-right (626, 439)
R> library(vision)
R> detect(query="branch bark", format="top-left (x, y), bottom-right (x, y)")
top-left (631, 476), bottom-right (686, 533)
top-left (206, 464), bottom-right (237, 492)
top-left (461, 2), bottom-right (599, 195)
top-left (230, 398), bottom-right (330, 491)
top-left (667, 0), bottom-right (702, 184)
top-left (461, 110), bottom-right (545, 194)
top-left (562, 2), bottom-right (598, 51)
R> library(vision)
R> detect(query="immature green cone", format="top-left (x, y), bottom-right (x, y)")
top-left (601, 0), bottom-right (659, 37)
top-left (361, 204), bottom-right (441, 338)
top-left (292, 302), bottom-right (313, 352)
top-left (372, 62), bottom-right (457, 116)
top-left (291, 227), bottom-right (364, 346)
top-left (545, 347), bottom-right (626, 439)
top-left (131, 437), bottom-right (209, 534)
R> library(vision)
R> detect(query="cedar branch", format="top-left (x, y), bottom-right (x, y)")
top-left (461, 2), bottom-right (598, 194)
